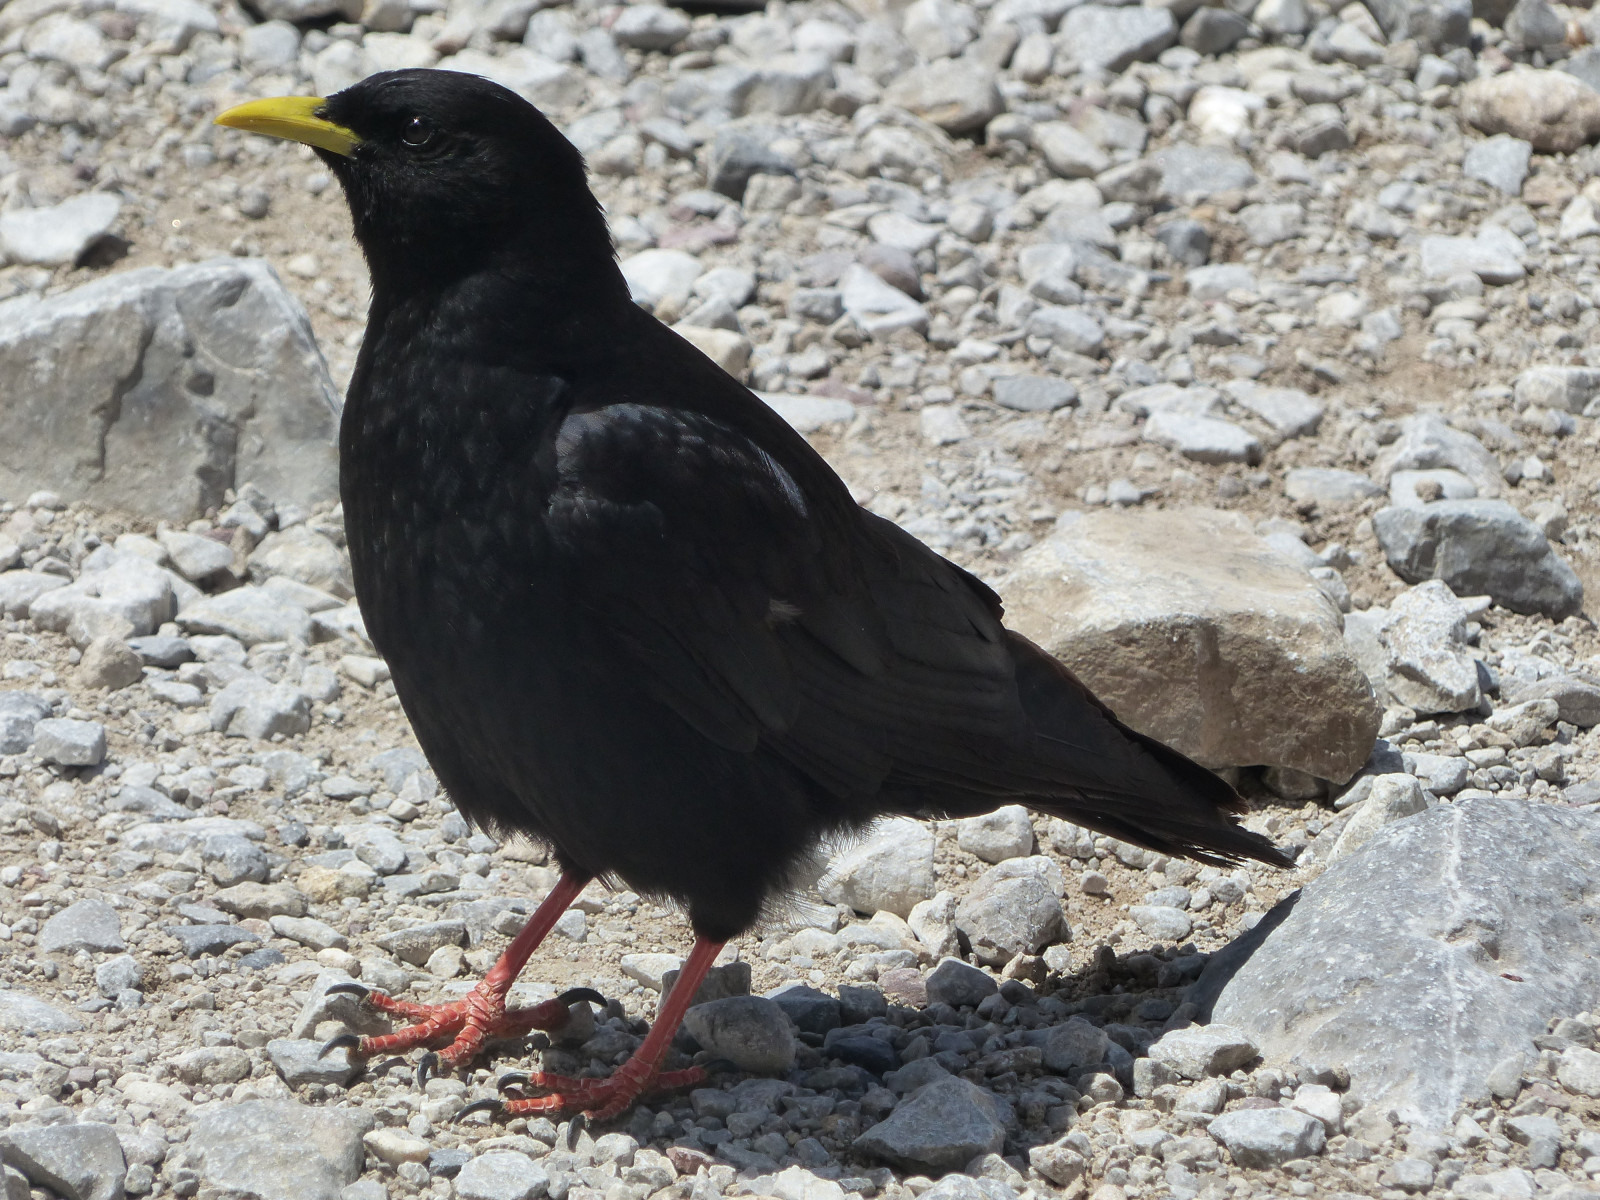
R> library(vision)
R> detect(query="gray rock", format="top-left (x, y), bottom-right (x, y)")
top-left (765, 984), bottom-right (841, 1035)
top-left (1130, 904), bottom-right (1193, 941)
top-left (32, 718), bottom-right (107, 767)
top-left (1147, 1024), bottom-right (1259, 1079)
top-left (854, 1077), bottom-right (1006, 1172)
top-left (880, 60), bottom-right (1002, 134)
top-left (454, 1152), bottom-right (549, 1200)
top-left (1374, 413), bottom-right (1502, 497)
top-left (706, 126), bottom-right (796, 201)
top-left (1463, 135), bottom-right (1533, 195)
top-left (0, 193), bottom-right (121, 268)
top-left (1025, 305), bottom-right (1103, 355)
top-left (1500, 675), bottom-right (1600, 727)
top-left (789, 288), bottom-right (844, 324)
top-left (609, 4), bottom-right (688, 50)
top-left (76, 636), bottom-right (144, 690)
top-left (994, 375), bottom-right (1077, 412)
top-left (1186, 263), bottom-right (1255, 301)
top-left (681, 996), bottom-right (795, 1074)
top-left (204, 834), bottom-right (269, 886)
top-left (375, 919), bottom-right (466, 965)
top-left (1361, 0), bottom-right (1470, 49)
top-left (0, 259), bottom-right (339, 523)
top-left (1029, 1138), bottom-right (1088, 1187)
top-left (126, 634), bottom-right (194, 668)
top-left (266, 1038), bottom-right (357, 1087)
top-left (1327, 774), bottom-right (1428, 862)
top-left (1156, 146), bottom-right (1256, 201)
top-left (1513, 365), bottom-right (1600, 414)
top-left (1223, 381), bottom-right (1323, 440)
top-left (744, 53), bottom-right (833, 117)
top-left (167, 925), bottom-right (262, 958)
top-left (1505, 0), bottom-right (1565, 46)
top-left (923, 957), bottom-right (998, 1009)
top-left (345, 825), bottom-right (408, 874)
top-left (1007, 508), bottom-right (1379, 782)
top-left (180, 586), bottom-right (315, 648)
top-left (821, 818), bottom-right (936, 917)
top-left (158, 529), bottom-right (235, 586)
top-left (1193, 799), bottom-right (1600, 1127)
top-left (760, 393), bottom-right (856, 434)
top-left (1419, 233), bottom-right (1525, 285)
top-left (248, 527), bottom-right (352, 599)
top-left (1381, 581), bottom-right (1483, 714)
top-left (955, 805), bottom-right (1034, 863)
top-left (214, 882), bottom-right (307, 919)
top-left (954, 860), bottom-right (1066, 965)
top-left (1558, 1045), bottom-right (1600, 1097)
top-left (1373, 500), bottom-right (1582, 620)
top-left (94, 955), bottom-right (142, 998)
top-left (1386, 1158), bottom-right (1437, 1192)
top-left (1181, 5), bottom-right (1248, 52)
top-left (0, 990), bottom-right (82, 1033)
top-left (209, 676), bottom-right (312, 740)
top-left (41, 899), bottom-right (125, 954)
top-left (179, 1100), bottom-right (374, 1200)
top-left (1144, 412), bottom-right (1262, 465)
top-left (1284, 468), bottom-right (1383, 509)
top-left (1390, 469), bottom-right (1478, 507)
top-left (1043, 1018), bottom-right (1110, 1071)
top-left (839, 264), bottom-right (928, 338)
top-left (885, 1058), bottom-right (950, 1095)
top-left (0, 1123), bottom-right (126, 1200)
top-left (239, 20), bottom-right (300, 70)
top-left (31, 557), bottom-right (175, 645)
top-left (1058, 4), bottom-right (1176, 70)
top-left (1033, 122), bottom-right (1109, 179)
top-left (1155, 219), bottom-right (1211, 267)
top-left (1208, 1108), bottom-right (1326, 1167)
top-left (0, 572), bottom-right (67, 620)
top-left (0, 691), bottom-right (50, 754)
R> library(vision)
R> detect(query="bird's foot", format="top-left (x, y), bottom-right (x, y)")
top-left (321, 982), bottom-right (604, 1073)
top-left (462, 1062), bottom-right (706, 1124)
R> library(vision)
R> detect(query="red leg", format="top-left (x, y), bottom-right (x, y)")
top-left (340, 870), bottom-right (592, 1065)
top-left (497, 935), bottom-right (725, 1121)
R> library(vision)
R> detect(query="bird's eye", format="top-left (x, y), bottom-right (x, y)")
top-left (400, 117), bottom-right (434, 148)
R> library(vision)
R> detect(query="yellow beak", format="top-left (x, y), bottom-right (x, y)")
top-left (214, 95), bottom-right (361, 157)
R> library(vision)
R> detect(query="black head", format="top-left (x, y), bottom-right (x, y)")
top-left (218, 69), bottom-right (616, 293)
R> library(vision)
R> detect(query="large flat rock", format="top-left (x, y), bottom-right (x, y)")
top-left (1003, 507), bottom-right (1380, 782)
top-left (0, 258), bottom-right (340, 523)
top-left (1190, 798), bottom-right (1600, 1128)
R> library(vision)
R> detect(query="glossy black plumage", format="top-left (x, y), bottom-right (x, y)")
top-left (318, 69), bottom-right (1289, 944)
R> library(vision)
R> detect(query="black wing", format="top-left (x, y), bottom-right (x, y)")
top-left (545, 396), bottom-right (1287, 867)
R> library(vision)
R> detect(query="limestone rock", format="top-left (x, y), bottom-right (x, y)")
top-left (0, 259), bottom-right (340, 523)
top-left (1192, 799), bottom-right (1600, 1128)
top-left (1005, 508), bottom-right (1380, 782)
top-left (1462, 67), bottom-right (1600, 154)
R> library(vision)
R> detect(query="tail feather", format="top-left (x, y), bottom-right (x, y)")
top-left (997, 631), bottom-right (1293, 870)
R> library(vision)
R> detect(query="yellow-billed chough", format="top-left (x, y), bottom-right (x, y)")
top-left (216, 70), bottom-right (1289, 1122)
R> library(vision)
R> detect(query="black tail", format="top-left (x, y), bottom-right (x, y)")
top-left (976, 632), bottom-right (1294, 869)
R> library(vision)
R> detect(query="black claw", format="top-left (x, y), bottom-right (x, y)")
top-left (699, 1058), bottom-right (740, 1077)
top-left (566, 1112), bottom-right (587, 1150)
top-left (556, 987), bottom-right (606, 1009)
top-left (417, 1051), bottom-right (440, 1089)
top-left (319, 1034), bottom-right (361, 1059)
top-left (497, 1072), bottom-right (532, 1093)
top-left (455, 1099), bottom-right (505, 1122)
top-left (325, 982), bottom-right (371, 999)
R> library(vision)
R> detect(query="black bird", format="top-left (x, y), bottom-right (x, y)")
top-left (216, 70), bottom-right (1289, 1121)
